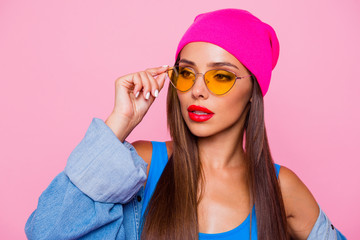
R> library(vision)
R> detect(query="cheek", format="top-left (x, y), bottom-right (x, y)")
top-left (221, 86), bottom-right (252, 119)
top-left (219, 98), bottom-right (246, 121)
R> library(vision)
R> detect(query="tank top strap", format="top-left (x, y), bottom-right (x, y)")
top-left (274, 163), bottom-right (281, 179)
top-left (141, 141), bottom-right (168, 217)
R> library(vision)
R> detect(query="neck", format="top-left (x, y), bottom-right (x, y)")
top-left (198, 134), bottom-right (245, 170)
top-left (197, 107), bottom-right (249, 170)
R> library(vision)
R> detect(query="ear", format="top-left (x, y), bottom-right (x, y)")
top-left (250, 97), bottom-right (253, 102)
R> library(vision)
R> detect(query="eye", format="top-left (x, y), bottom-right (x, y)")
top-left (212, 70), bottom-right (234, 81)
top-left (179, 67), bottom-right (194, 79)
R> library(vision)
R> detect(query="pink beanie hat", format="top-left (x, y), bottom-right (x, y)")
top-left (175, 9), bottom-right (280, 96)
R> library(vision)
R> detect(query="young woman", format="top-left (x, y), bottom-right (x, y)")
top-left (25, 9), bottom-right (346, 240)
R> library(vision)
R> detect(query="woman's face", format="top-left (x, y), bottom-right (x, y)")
top-left (177, 42), bottom-right (253, 138)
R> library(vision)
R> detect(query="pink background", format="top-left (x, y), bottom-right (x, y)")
top-left (1, 0), bottom-right (359, 239)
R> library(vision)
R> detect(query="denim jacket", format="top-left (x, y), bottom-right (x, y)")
top-left (25, 118), bottom-right (346, 240)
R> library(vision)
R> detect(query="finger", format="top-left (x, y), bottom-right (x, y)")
top-left (139, 71), bottom-right (152, 100)
top-left (156, 72), bottom-right (167, 91)
top-left (145, 71), bottom-right (160, 98)
top-left (146, 65), bottom-right (169, 77)
top-left (132, 73), bottom-right (143, 98)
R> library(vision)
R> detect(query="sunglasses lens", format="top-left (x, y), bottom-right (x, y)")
top-left (206, 70), bottom-right (236, 95)
top-left (168, 67), bottom-right (195, 92)
top-left (167, 67), bottom-right (237, 95)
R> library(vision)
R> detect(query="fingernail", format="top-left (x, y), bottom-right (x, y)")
top-left (162, 65), bottom-right (169, 68)
top-left (145, 92), bottom-right (150, 100)
top-left (154, 89), bottom-right (159, 98)
top-left (135, 92), bottom-right (139, 98)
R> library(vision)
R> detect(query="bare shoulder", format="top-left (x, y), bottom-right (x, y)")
top-left (278, 165), bottom-right (320, 239)
top-left (132, 140), bottom-right (153, 171)
top-left (278, 166), bottom-right (314, 199)
top-left (131, 140), bottom-right (173, 175)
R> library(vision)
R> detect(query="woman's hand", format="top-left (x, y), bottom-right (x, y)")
top-left (105, 65), bottom-right (169, 142)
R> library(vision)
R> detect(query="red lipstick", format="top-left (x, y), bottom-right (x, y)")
top-left (187, 105), bottom-right (214, 122)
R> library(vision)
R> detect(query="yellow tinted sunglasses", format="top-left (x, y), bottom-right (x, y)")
top-left (167, 66), bottom-right (252, 95)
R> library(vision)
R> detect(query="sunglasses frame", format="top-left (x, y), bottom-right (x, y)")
top-left (166, 65), bottom-right (253, 95)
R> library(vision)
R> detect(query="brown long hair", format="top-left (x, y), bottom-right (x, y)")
top-left (141, 59), bottom-right (288, 239)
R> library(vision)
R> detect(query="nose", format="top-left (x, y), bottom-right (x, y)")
top-left (191, 73), bottom-right (209, 99)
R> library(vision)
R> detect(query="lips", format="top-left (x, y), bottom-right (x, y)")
top-left (187, 105), bottom-right (214, 122)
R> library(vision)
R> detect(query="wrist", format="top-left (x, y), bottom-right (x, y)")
top-left (105, 113), bottom-right (132, 142)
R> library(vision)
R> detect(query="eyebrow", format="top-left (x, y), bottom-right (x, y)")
top-left (178, 59), bottom-right (239, 70)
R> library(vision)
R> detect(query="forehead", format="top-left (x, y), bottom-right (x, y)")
top-left (179, 42), bottom-right (248, 72)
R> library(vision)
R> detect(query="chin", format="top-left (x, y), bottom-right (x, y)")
top-left (182, 115), bottom-right (219, 138)
top-left (184, 120), bottom-right (218, 138)
top-left (188, 129), bottom-right (215, 138)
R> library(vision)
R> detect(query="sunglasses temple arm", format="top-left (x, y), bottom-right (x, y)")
top-left (237, 75), bottom-right (253, 79)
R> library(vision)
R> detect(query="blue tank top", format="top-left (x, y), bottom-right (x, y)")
top-left (141, 141), bottom-right (281, 240)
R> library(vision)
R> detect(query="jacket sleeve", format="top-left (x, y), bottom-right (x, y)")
top-left (64, 117), bottom-right (147, 203)
top-left (307, 204), bottom-right (347, 240)
top-left (25, 118), bottom-right (148, 240)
